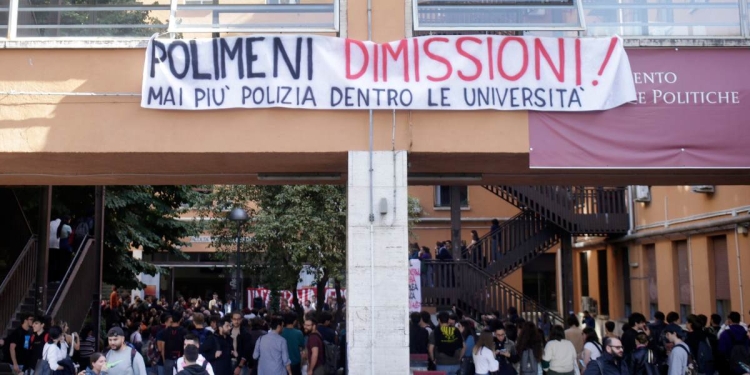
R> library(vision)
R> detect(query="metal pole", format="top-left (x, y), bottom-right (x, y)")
top-left (36, 186), bottom-right (52, 314)
top-left (235, 224), bottom-right (242, 310)
top-left (450, 186), bottom-right (462, 259)
top-left (561, 231), bottom-right (574, 319)
top-left (92, 186), bottom-right (105, 352)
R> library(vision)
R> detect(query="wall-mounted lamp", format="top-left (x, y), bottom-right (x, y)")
top-left (379, 198), bottom-right (388, 215)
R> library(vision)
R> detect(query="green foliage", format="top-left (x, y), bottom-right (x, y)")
top-left (195, 185), bottom-right (347, 312)
top-left (103, 186), bottom-right (199, 289)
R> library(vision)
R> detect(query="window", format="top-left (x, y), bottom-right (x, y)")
top-left (717, 299), bottom-right (730, 319)
top-left (414, 0), bottom-right (585, 31)
top-left (675, 240), bottom-right (691, 311)
top-left (580, 251), bottom-right (590, 297)
top-left (680, 304), bottom-right (691, 323)
top-left (3, 0), bottom-right (337, 38)
top-left (433, 186), bottom-right (468, 208)
top-left (413, 0), bottom-right (748, 38)
top-left (712, 235), bottom-right (730, 309)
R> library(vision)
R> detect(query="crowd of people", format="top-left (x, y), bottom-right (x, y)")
top-left (410, 307), bottom-right (750, 375)
top-left (1, 288), bottom-right (347, 375)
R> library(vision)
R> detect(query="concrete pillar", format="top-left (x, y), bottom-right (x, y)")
top-left (346, 151), bottom-right (409, 375)
top-left (690, 236), bottom-right (713, 316)
top-left (655, 240), bottom-right (679, 314)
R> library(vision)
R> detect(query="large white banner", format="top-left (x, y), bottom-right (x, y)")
top-left (409, 259), bottom-right (422, 312)
top-left (142, 35), bottom-right (636, 111)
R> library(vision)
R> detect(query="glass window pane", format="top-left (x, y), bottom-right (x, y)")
top-left (17, 0), bottom-right (170, 37)
top-left (416, 0), bottom-right (584, 30)
top-left (434, 186), bottom-right (468, 207)
top-left (581, 0), bottom-right (742, 37)
top-left (172, 0), bottom-right (336, 33)
top-left (0, 0), bottom-right (7, 37)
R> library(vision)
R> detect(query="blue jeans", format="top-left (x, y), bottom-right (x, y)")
top-left (436, 364), bottom-right (461, 375)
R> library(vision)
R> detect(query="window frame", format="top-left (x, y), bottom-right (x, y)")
top-left (433, 185), bottom-right (470, 209)
top-left (411, 0), bottom-right (588, 32)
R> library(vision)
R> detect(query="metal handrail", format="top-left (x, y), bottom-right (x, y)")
top-left (461, 210), bottom-right (529, 257)
top-left (0, 237), bottom-right (37, 338)
top-left (48, 239), bottom-right (96, 334)
top-left (46, 236), bottom-right (89, 315)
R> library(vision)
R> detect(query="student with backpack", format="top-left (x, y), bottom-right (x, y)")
top-left (27, 316), bottom-right (49, 372)
top-left (41, 326), bottom-right (68, 375)
top-left (719, 312), bottom-right (750, 375)
top-left (173, 335), bottom-right (213, 375)
top-left (665, 326), bottom-right (691, 375)
top-left (104, 327), bottom-right (147, 375)
top-left (516, 322), bottom-right (544, 375)
top-left (176, 346), bottom-right (209, 375)
top-left (582, 337), bottom-right (629, 375)
top-left (686, 314), bottom-right (714, 375)
top-left (581, 327), bottom-right (603, 371)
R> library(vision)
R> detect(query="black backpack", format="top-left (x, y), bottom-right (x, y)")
top-left (729, 332), bottom-right (750, 372)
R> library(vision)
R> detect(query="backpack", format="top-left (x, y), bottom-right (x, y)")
top-left (105, 346), bottom-right (137, 370)
top-left (673, 343), bottom-right (698, 375)
top-left (322, 339), bottom-right (340, 375)
top-left (520, 349), bottom-right (539, 375)
top-left (34, 345), bottom-right (53, 375)
top-left (144, 335), bottom-right (160, 365)
top-left (173, 358), bottom-right (208, 374)
top-left (164, 327), bottom-right (187, 360)
top-left (729, 332), bottom-right (750, 372)
top-left (192, 328), bottom-right (210, 346)
top-left (694, 338), bottom-right (714, 374)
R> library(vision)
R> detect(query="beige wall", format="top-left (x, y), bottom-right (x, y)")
top-left (635, 186), bottom-right (750, 228)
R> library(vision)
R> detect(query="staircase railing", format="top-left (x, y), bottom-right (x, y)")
top-left (0, 237), bottom-right (36, 337)
top-left (421, 260), bottom-right (563, 326)
top-left (462, 210), bottom-right (561, 278)
top-left (47, 236), bottom-right (90, 315)
top-left (482, 186), bottom-right (629, 234)
top-left (47, 238), bottom-right (96, 334)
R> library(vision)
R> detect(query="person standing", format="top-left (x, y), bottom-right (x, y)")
top-left (203, 317), bottom-right (233, 375)
top-left (174, 334), bottom-right (214, 375)
top-left (26, 316), bottom-right (48, 372)
top-left (582, 311), bottom-right (595, 330)
top-left (582, 337), bottom-right (629, 375)
top-left (159, 312), bottom-right (187, 374)
top-left (83, 352), bottom-right (107, 375)
top-left (665, 326), bottom-right (690, 375)
top-left (428, 312), bottom-right (465, 375)
top-left (580, 327), bottom-right (603, 370)
top-left (718, 311), bottom-right (749, 375)
top-left (48, 216), bottom-right (61, 282)
top-left (176, 345), bottom-right (209, 375)
top-left (516, 321), bottom-right (544, 375)
top-left (7, 312), bottom-right (33, 375)
top-left (564, 314), bottom-right (584, 356)
top-left (104, 327), bottom-right (148, 375)
top-left (542, 325), bottom-right (578, 375)
top-left (494, 325), bottom-right (519, 375)
top-left (281, 313), bottom-right (305, 375)
top-left (473, 332), bottom-right (500, 375)
top-left (252, 316), bottom-right (291, 375)
top-left (43, 326), bottom-right (67, 374)
top-left (304, 318), bottom-right (326, 375)
top-left (631, 332), bottom-right (659, 375)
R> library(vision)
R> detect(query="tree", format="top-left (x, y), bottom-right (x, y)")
top-left (24, 0), bottom-right (164, 37)
top-left (196, 185), bottom-right (347, 318)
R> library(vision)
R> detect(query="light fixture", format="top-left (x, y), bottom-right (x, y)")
top-left (228, 207), bottom-right (249, 222)
top-left (227, 207), bottom-right (249, 310)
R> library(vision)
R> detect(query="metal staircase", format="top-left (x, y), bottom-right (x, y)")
top-left (421, 260), bottom-right (564, 325)
top-left (460, 210), bottom-right (562, 279)
top-left (482, 186), bottom-right (629, 235)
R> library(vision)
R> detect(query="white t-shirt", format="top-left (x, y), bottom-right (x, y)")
top-left (473, 347), bottom-right (499, 374)
top-left (584, 342), bottom-right (602, 361)
top-left (49, 219), bottom-right (61, 249)
top-left (174, 355), bottom-right (214, 375)
top-left (543, 339), bottom-right (578, 373)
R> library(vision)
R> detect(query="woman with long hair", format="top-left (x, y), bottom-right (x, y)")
top-left (542, 325), bottom-right (578, 375)
top-left (43, 326), bottom-right (69, 375)
top-left (458, 320), bottom-right (477, 375)
top-left (517, 321), bottom-right (544, 375)
top-left (580, 327), bottom-right (602, 370)
top-left (473, 331), bottom-right (500, 375)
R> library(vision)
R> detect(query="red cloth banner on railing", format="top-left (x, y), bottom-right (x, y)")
top-left (247, 287), bottom-right (347, 307)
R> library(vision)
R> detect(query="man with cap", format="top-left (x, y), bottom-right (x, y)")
top-left (105, 327), bottom-right (148, 375)
top-left (665, 325), bottom-right (690, 375)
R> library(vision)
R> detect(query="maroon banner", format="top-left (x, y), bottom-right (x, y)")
top-left (529, 49), bottom-right (750, 169)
